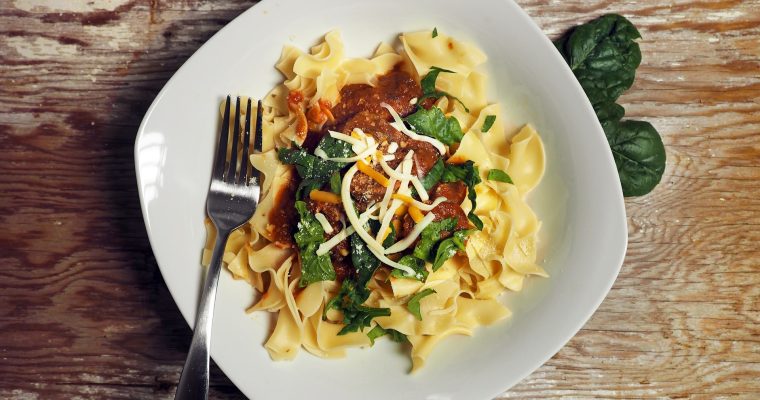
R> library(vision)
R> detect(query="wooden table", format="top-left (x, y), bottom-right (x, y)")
top-left (1, 1), bottom-right (758, 398)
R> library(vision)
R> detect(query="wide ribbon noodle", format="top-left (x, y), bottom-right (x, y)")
top-left (203, 29), bottom-right (547, 372)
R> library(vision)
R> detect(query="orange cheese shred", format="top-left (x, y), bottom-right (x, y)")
top-left (309, 190), bottom-right (342, 204)
top-left (357, 160), bottom-right (389, 187)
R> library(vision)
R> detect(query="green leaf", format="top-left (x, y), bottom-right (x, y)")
top-left (317, 135), bottom-right (355, 158)
top-left (278, 146), bottom-right (344, 198)
top-left (404, 106), bottom-right (464, 145)
top-left (325, 279), bottom-right (391, 335)
top-left (432, 229), bottom-right (473, 271)
top-left (481, 115), bottom-right (496, 132)
top-left (407, 288), bottom-right (436, 321)
top-left (350, 234), bottom-right (380, 295)
top-left (487, 169), bottom-right (514, 184)
top-left (432, 27), bottom-right (438, 38)
top-left (329, 170), bottom-right (342, 194)
top-left (413, 218), bottom-right (457, 261)
top-left (594, 101), bottom-right (625, 124)
top-left (440, 161), bottom-right (483, 230)
top-left (367, 324), bottom-right (408, 345)
top-left (294, 201), bottom-right (335, 286)
top-left (420, 158), bottom-right (444, 191)
top-left (554, 14), bottom-right (642, 106)
top-left (604, 119), bottom-right (666, 196)
top-left (390, 255), bottom-right (429, 281)
top-left (418, 66), bottom-right (469, 112)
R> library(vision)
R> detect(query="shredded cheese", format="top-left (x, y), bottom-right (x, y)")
top-left (328, 130), bottom-right (362, 146)
top-left (391, 194), bottom-right (447, 211)
top-left (394, 204), bottom-right (408, 216)
top-left (315, 142), bottom-right (377, 163)
top-left (384, 212), bottom-right (436, 254)
top-left (341, 164), bottom-right (385, 253)
top-left (381, 103), bottom-right (446, 154)
top-left (357, 160), bottom-right (390, 187)
top-left (410, 176), bottom-right (430, 201)
top-left (408, 205), bottom-right (425, 223)
top-left (314, 213), bottom-right (333, 234)
top-left (310, 190), bottom-right (342, 204)
top-left (375, 158), bottom-right (413, 242)
top-left (387, 142), bottom-right (399, 154)
top-left (378, 156), bottom-right (416, 181)
top-left (316, 226), bottom-right (354, 256)
top-left (409, 97), bottom-right (418, 105)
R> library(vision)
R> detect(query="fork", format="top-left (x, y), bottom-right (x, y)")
top-left (175, 96), bottom-right (262, 400)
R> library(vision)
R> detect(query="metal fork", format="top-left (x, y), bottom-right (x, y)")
top-left (175, 96), bottom-right (262, 400)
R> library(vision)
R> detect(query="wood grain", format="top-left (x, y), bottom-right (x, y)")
top-left (1, 0), bottom-right (758, 398)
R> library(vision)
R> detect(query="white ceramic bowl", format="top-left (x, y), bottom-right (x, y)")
top-left (135, 0), bottom-right (627, 398)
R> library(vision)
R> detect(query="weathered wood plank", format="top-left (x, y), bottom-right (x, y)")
top-left (1, 0), bottom-right (759, 398)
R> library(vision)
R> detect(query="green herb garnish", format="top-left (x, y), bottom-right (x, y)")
top-left (293, 201), bottom-right (335, 286)
top-left (367, 324), bottom-right (408, 345)
top-left (407, 288), bottom-right (436, 320)
top-left (481, 115), bottom-right (496, 132)
top-left (417, 66), bottom-right (469, 112)
top-left (487, 169), bottom-right (513, 184)
top-left (432, 27), bottom-right (438, 38)
top-left (413, 218), bottom-right (457, 261)
top-left (404, 106), bottom-right (464, 145)
top-left (433, 229), bottom-right (473, 271)
top-left (390, 255), bottom-right (429, 281)
top-left (325, 279), bottom-right (391, 335)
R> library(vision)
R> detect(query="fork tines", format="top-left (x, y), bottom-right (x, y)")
top-left (213, 95), bottom-right (263, 186)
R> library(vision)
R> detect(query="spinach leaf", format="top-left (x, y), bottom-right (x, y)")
top-left (404, 106), bottom-right (464, 145)
top-left (554, 14), bottom-right (642, 106)
top-left (325, 279), bottom-right (391, 335)
top-left (390, 255), bottom-right (429, 281)
top-left (604, 120), bottom-right (666, 197)
top-left (294, 201), bottom-right (335, 286)
top-left (407, 288), bottom-right (436, 321)
top-left (418, 66), bottom-right (469, 112)
top-left (367, 324), bottom-right (408, 345)
top-left (350, 233), bottom-right (380, 295)
top-left (432, 27), bottom-right (438, 38)
top-left (487, 168), bottom-right (513, 184)
top-left (279, 146), bottom-right (344, 198)
top-left (481, 115), bottom-right (496, 132)
top-left (420, 158), bottom-right (445, 191)
top-left (413, 218), bottom-right (457, 261)
top-left (556, 14), bottom-right (666, 197)
top-left (317, 135), bottom-right (354, 158)
top-left (433, 229), bottom-right (473, 271)
top-left (329, 170), bottom-right (342, 194)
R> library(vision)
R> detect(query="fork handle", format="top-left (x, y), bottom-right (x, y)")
top-left (175, 229), bottom-right (230, 400)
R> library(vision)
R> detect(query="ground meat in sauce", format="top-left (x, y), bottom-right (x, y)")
top-left (400, 201), bottom-right (470, 242)
top-left (268, 177), bottom-right (300, 248)
top-left (329, 69), bottom-right (421, 126)
top-left (432, 181), bottom-right (468, 205)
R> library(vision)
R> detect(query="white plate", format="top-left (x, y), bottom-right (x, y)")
top-left (135, 0), bottom-right (627, 398)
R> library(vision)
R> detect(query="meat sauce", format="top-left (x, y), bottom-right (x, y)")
top-left (268, 68), bottom-right (471, 277)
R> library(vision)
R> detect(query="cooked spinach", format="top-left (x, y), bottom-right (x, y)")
top-left (432, 229), bottom-right (473, 271)
top-left (432, 27), bottom-right (438, 38)
top-left (481, 115), bottom-right (496, 132)
top-left (407, 288), bottom-right (436, 321)
top-left (367, 324), bottom-right (408, 345)
top-left (420, 158), bottom-right (445, 191)
top-left (413, 218), bottom-right (457, 261)
top-left (404, 106), bottom-right (464, 145)
top-left (293, 201), bottom-right (335, 286)
top-left (278, 146), bottom-right (344, 198)
top-left (418, 66), bottom-right (469, 111)
top-left (317, 135), bottom-right (354, 158)
top-left (555, 14), bottom-right (665, 197)
top-left (390, 254), bottom-right (429, 281)
top-left (441, 161), bottom-right (483, 229)
top-left (487, 168), bottom-right (513, 184)
top-left (325, 279), bottom-right (391, 335)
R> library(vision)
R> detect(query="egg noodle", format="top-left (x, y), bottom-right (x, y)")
top-left (203, 29), bottom-right (547, 372)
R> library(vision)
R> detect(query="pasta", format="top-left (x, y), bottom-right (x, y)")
top-left (203, 29), bottom-right (547, 372)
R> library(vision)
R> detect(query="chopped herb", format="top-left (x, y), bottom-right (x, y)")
top-left (390, 255), bottom-right (429, 281)
top-left (481, 115), bottom-right (496, 132)
top-left (404, 106), bottom-right (464, 145)
top-left (433, 229), bottom-right (473, 271)
top-left (417, 66), bottom-right (469, 112)
top-left (487, 169), bottom-right (513, 184)
top-left (317, 135), bottom-right (354, 158)
top-left (367, 324), bottom-right (408, 345)
top-left (413, 218), bottom-right (457, 261)
top-left (294, 201), bottom-right (335, 286)
top-left (407, 288), bottom-right (436, 320)
top-left (329, 170), bottom-right (342, 194)
top-left (325, 279), bottom-right (391, 335)
top-left (432, 27), bottom-right (438, 38)
top-left (278, 146), bottom-right (343, 198)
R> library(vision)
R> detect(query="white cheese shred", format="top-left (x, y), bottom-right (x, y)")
top-left (316, 226), bottom-right (355, 256)
top-left (384, 212), bottom-right (436, 254)
top-left (410, 176), bottom-right (429, 201)
top-left (328, 130), bottom-right (362, 146)
top-left (381, 103), bottom-right (446, 154)
top-left (387, 142), bottom-right (398, 154)
top-left (341, 164), bottom-right (385, 253)
top-left (314, 213), bottom-right (334, 234)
